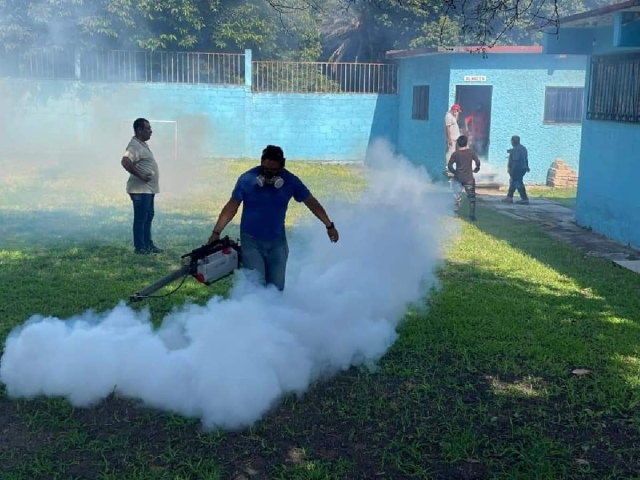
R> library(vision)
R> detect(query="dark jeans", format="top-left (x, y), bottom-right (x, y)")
top-left (507, 169), bottom-right (528, 200)
top-left (129, 193), bottom-right (155, 251)
top-left (454, 179), bottom-right (477, 216)
top-left (240, 233), bottom-right (289, 291)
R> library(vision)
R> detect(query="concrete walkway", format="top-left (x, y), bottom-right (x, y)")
top-left (478, 191), bottom-right (640, 275)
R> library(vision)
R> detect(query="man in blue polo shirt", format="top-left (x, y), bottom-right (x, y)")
top-left (207, 145), bottom-right (339, 291)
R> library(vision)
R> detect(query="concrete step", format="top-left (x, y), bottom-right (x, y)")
top-left (476, 182), bottom-right (503, 190)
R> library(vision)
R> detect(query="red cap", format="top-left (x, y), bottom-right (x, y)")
top-left (451, 104), bottom-right (462, 112)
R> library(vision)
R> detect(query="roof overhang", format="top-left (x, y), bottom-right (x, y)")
top-left (385, 45), bottom-right (543, 60)
top-left (555, 0), bottom-right (640, 28)
top-left (537, 0), bottom-right (640, 54)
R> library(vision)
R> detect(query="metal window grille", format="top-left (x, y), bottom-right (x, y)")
top-left (544, 87), bottom-right (584, 124)
top-left (587, 53), bottom-right (640, 124)
top-left (251, 61), bottom-right (397, 94)
top-left (412, 85), bottom-right (429, 120)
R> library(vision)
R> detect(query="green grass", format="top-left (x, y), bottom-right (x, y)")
top-left (1, 160), bottom-right (639, 479)
top-left (527, 186), bottom-right (577, 209)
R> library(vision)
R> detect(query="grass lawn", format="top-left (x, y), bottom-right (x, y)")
top-left (1, 160), bottom-right (639, 479)
top-left (526, 186), bottom-right (577, 210)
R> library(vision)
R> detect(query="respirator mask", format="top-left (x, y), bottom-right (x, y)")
top-left (256, 168), bottom-right (284, 188)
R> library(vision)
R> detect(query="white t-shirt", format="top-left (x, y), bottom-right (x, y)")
top-left (124, 137), bottom-right (160, 194)
top-left (445, 112), bottom-right (460, 142)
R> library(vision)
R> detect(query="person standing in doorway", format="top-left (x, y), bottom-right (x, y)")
top-left (448, 135), bottom-right (481, 221)
top-left (464, 104), bottom-right (490, 157)
top-left (444, 104), bottom-right (462, 169)
top-left (120, 118), bottom-right (164, 254)
top-left (503, 135), bottom-right (530, 204)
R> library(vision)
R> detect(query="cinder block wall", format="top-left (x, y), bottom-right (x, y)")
top-left (0, 78), bottom-right (397, 165)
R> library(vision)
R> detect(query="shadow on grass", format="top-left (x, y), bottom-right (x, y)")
top-left (467, 206), bottom-right (640, 327)
top-left (0, 234), bottom-right (638, 480)
top-left (0, 239), bottom-right (236, 344)
top-left (0, 206), bottom-right (227, 251)
top-left (2, 203), bottom-right (640, 479)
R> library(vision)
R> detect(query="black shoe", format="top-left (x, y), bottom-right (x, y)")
top-left (147, 246), bottom-right (164, 254)
top-left (134, 249), bottom-right (150, 255)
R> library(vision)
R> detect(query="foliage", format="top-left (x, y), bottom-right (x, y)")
top-left (0, 0), bottom-right (320, 60)
top-left (0, 0), bottom-right (216, 51)
top-left (0, 0), bottom-right (617, 63)
top-left (210, 0), bottom-right (322, 60)
top-left (312, 0), bottom-right (615, 61)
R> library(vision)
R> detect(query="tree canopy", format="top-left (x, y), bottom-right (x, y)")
top-left (0, 0), bottom-right (612, 62)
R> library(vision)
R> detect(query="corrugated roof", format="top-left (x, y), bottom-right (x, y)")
top-left (385, 45), bottom-right (543, 59)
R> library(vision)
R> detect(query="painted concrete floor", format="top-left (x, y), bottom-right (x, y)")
top-left (477, 191), bottom-right (640, 275)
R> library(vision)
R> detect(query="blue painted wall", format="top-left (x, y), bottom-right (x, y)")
top-left (395, 53), bottom-right (587, 184)
top-left (396, 55), bottom-right (451, 179)
top-left (0, 50), bottom-right (585, 186)
top-left (546, 18), bottom-right (640, 249)
top-left (0, 78), bottom-right (397, 165)
top-left (250, 93), bottom-right (397, 161)
top-left (575, 118), bottom-right (640, 249)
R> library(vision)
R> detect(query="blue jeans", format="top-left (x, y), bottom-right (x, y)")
top-left (129, 193), bottom-right (155, 251)
top-left (240, 233), bottom-right (289, 291)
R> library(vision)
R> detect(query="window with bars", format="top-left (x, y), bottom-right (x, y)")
top-left (587, 53), bottom-right (640, 124)
top-left (412, 85), bottom-right (430, 120)
top-left (544, 87), bottom-right (584, 124)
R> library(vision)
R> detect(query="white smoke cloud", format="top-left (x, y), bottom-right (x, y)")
top-left (0, 138), bottom-right (458, 430)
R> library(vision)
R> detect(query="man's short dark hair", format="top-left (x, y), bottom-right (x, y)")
top-left (511, 135), bottom-right (520, 145)
top-left (133, 118), bottom-right (149, 133)
top-left (456, 135), bottom-right (468, 148)
top-left (261, 145), bottom-right (286, 167)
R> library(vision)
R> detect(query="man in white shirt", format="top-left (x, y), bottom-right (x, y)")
top-left (444, 103), bottom-right (462, 168)
top-left (120, 118), bottom-right (163, 254)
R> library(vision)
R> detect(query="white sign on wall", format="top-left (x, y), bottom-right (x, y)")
top-left (464, 75), bottom-right (487, 82)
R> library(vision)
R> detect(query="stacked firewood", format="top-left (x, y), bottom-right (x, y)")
top-left (546, 158), bottom-right (578, 188)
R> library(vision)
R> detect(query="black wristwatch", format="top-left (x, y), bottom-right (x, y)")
top-left (326, 222), bottom-right (335, 230)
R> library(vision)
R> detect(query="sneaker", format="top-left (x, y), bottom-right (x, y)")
top-left (134, 249), bottom-right (150, 255)
top-left (516, 199), bottom-right (530, 205)
top-left (501, 197), bottom-right (513, 203)
top-left (147, 246), bottom-right (164, 254)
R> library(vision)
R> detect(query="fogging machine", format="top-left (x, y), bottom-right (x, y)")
top-left (129, 236), bottom-right (241, 303)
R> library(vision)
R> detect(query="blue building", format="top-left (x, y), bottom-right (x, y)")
top-left (386, 46), bottom-right (587, 184)
top-left (542, 0), bottom-right (640, 249)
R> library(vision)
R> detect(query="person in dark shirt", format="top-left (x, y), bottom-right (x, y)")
top-left (207, 145), bottom-right (339, 291)
top-left (503, 135), bottom-right (530, 204)
top-left (447, 135), bottom-right (481, 221)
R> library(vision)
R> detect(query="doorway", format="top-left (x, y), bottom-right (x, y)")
top-left (455, 85), bottom-right (493, 158)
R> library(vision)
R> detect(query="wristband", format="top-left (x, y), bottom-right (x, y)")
top-left (326, 222), bottom-right (335, 230)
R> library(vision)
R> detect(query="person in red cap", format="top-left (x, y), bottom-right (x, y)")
top-left (444, 104), bottom-right (462, 168)
top-left (443, 104), bottom-right (462, 191)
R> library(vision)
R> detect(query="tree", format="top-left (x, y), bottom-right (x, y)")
top-left (0, 0), bottom-right (616, 64)
top-left (271, 0), bottom-right (614, 59)
top-left (436, 0), bottom-right (612, 48)
top-left (209, 0), bottom-right (322, 60)
top-left (0, 0), bottom-right (218, 53)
